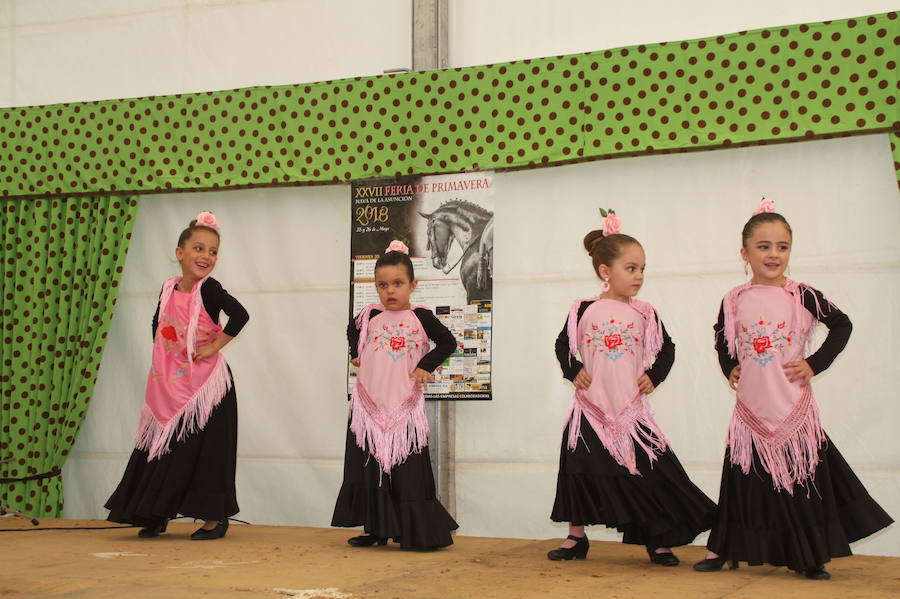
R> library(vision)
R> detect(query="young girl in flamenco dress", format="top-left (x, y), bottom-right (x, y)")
top-left (693, 199), bottom-right (892, 579)
top-left (549, 210), bottom-right (716, 567)
top-left (106, 212), bottom-right (249, 540)
top-left (332, 240), bottom-right (458, 550)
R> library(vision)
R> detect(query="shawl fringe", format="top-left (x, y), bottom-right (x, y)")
top-left (728, 386), bottom-right (825, 494)
top-left (134, 355), bottom-right (232, 461)
top-left (350, 380), bottom-right (429, 474)
top-left (566, 393), bottom-right (668, 475)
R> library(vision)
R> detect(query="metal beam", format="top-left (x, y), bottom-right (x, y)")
top-left (412, 0), bottom-right (448, 71)
top-left (413, 0), bottom-right (455, 518)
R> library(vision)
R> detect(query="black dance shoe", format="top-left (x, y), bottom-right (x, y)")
top-left (190, 519), bottom-right (229, 540)
top-left (693, 556), bottom-right (739, 572)
top-left (547, 535), bottom-right (589, 561)
top-left (137, 519), bottom-right (168, 538)
top-left (646, 546), bottom-right (680, 567)
top-left (347, 534), bottom-right (388, 547)
top-left (803, 565), bottom-right (831, 580)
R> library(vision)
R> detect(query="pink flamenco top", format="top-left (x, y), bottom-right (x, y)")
top-left (718, 279), bottom-right (836, 494)
top-left (562, 297), bottom-right (669, 475)
top-left (349, 304), bottom-right (457, 474)
top-left (134, 276), bottom-right (233, 461)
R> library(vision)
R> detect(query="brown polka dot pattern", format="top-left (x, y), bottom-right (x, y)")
top-left (892, 132), bottom-right (900, 189)
top-left (0, 12), bottom-right (894, 199)
top-left (0, 195), bottom-right (139, 517)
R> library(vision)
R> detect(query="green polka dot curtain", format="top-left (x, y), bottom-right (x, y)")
top-left (0, 196), bottom-right (138, 517)
top-left (0, 11), bottom-right (895, 199)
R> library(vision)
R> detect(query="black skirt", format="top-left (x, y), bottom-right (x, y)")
top-left (707, 432), bottom-right (893, 571)
top-left (331, 424), bottom-right (458, 549)
top-left (551, 415), bottom-right (716, 548)
top-left (105, 383), bottom-right (239, 527)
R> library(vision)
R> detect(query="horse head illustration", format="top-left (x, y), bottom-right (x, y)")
top-left (418, 200), bottom-right (494, 302)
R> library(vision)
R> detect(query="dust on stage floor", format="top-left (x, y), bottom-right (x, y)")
top-left (0, 518), bottom-right (897, 598)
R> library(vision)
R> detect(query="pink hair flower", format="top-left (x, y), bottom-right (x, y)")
top-left (602, 210), bottom-right (621, 236)
top-left (752, 197), bottom-right (776, 216)
top-left (195, 211), bottom-right (220, 230)
top-left (385, 240), bottom-right (410, 254)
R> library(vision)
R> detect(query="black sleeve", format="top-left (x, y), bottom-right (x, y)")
top-left (348, 308), bottom-right (378, 359)
top-left (200, 278), bottom-right (250, 337)
top-left (555, 300), bottom-right (592, 382)
top-left (414, 308), bottom-right (458, 372)
top-left (645, 318), bottom-right (675, 387)
top-left (713, 301), bottom-right (739, 379)
top-left (802, 286), bottom-right (852, 375)
top-left (151, 285), bottom-right (163, 340)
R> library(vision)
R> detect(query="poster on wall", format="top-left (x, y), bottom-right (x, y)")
top-left (348, 172), bottom-right (494, 400)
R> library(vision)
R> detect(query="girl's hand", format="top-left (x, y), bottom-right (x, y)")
top-left (350, 358), bottom-right (360, 367)
top-left (637, 374), bottom-right (655, 395)
top-left (784, 360), bottom-right (814, 386)
top-left (191, 333), bottom-right (234, 362)
top-left (728, 365), bottom-right (741, 390)
top-left (410, 367), bottom-right (434, 391)
top-left (572, 368), bottom-right (592, 390)
top-left (192, 343), bottom-right (219, 361)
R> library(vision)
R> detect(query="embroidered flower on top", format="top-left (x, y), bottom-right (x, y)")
top-left (740, 317), bottom-right (798, 366)
top-left (369, 321), bottom-right (422, 361)
top-left (583, 317), bottom-right (639, 362)
top-left (157, 317), bottom-right (187, 358)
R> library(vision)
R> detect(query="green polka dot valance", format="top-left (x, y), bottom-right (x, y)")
top-left (1, 11), bottom-right (896, 200)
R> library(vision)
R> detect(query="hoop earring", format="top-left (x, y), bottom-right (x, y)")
top-left (602, 279), bottom-right (610, 292)
top-left (743, 263), bottom-right (748, 277)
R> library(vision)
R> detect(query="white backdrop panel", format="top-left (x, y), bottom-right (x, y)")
top-left (64, 133), bottom-right (899, 557)
top-left (448, 1), bottom-right (899, 69)
top-left (3, 1), bottom-right (898, 108)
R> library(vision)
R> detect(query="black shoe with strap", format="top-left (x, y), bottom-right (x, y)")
top-left (803, 565), bottom-right (831, 580)
top-left (646, 546), bottom-right (679, 567)
top-left (190, 519), bottom-right (229, 540)
top-left (693, 556), bottom-right (739, 572)
top-left (137, 519), bottom-right (168, 538)
top-left (547, 535), bottom-right (589, 561)
top-left (347, 534), bottom-right (388, 547)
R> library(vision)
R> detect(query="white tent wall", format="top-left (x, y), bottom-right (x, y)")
top-left (64, 133), bottom-right (900, 557)
top-left (0, 0), bottom-right (415, 107)
top-left (2, 0), bottom-right (898, 107)
top-left (449, 0), bottom-right (900, 69)
top-left (0, 0), bottom-right (895, 554)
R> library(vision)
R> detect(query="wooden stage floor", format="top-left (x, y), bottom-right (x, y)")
top-left (1, 518), bottom-right (897, 598)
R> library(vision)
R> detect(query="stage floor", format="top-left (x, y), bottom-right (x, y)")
top-left (0, 518), bottom-right (897, 598)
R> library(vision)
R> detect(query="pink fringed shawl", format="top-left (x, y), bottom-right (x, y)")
top-left (351, 304), bottom-right (431, 474)
top-left (721, 280), bottom-right (825, 493)
top-left (135, 276), bottom-right (232, 461)
top-left (564, 298), bottom-right (668, 475)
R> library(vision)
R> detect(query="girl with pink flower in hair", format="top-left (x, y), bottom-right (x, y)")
top-left (694, 199), bottom-right (892, 579)
top-left (332, 240), bottom-right (459, 550)
top-left (549, 210), bottom-right (716, 566)
top-left (106, 212), bottom-right (249, 541)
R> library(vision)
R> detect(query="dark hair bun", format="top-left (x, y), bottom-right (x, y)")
top-left (583, 229), bottom-right (605, 254)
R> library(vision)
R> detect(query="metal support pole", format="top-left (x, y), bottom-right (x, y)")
top-left (413, 0), bottom-right (455, 519)
top-left (412, 0), bottom-right (448, 71)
